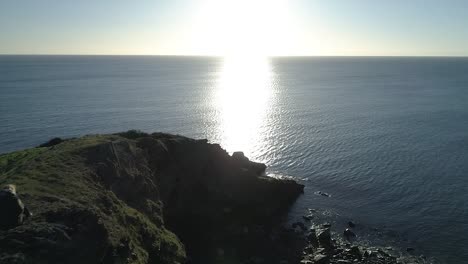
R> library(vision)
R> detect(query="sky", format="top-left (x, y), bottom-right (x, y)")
top-left (1, 0), bottom-right (468, 56)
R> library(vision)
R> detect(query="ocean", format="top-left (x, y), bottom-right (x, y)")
top-left (1, 55), bottom-right (467, 263)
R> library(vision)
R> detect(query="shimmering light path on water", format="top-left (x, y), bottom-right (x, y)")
top-left (213, 56), bottom-right (274, 159)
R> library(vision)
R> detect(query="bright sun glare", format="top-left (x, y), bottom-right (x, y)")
top-left (214, 56), bottom-right (274, 158)
top-left (190, 0), bottom-right (297, 57)
top-left (190, 0), bottom-right (292, 157)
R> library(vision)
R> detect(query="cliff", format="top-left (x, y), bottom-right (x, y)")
top-left (0, 131), bottom-right (304, 264)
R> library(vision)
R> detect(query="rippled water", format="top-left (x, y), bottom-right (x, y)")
top-left (1, 56), bottom-right (467, 263)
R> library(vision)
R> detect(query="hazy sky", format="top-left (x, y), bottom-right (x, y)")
top-left (1, 0), bottom-right (468, 56)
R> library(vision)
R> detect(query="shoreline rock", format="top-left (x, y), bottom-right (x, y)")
top-left (297, 213), bottom-right (432, 264)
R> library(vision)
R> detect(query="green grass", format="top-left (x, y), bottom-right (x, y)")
top-left (0, 134), bottom-right (186, 263)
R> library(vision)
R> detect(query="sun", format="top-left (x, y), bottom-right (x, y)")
top-left (188, 0), bottom-right (299, 57)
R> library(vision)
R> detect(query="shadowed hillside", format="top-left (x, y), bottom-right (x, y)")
top-left (0, 131), bottom-right (304, 264)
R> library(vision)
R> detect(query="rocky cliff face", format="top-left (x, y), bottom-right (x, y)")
top-left (0, 131), bottom-right (304, 264)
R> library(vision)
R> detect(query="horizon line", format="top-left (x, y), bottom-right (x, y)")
top-left (1, 54), bottom-right (468, 58)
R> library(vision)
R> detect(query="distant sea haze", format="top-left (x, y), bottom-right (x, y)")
top-left (1, 55), bottom-right (467, 263)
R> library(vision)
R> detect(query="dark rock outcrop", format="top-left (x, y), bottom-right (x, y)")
top-left (316, 228), bottom-right (333, 250)
top-left (38, 137), bottom-right (65, 148)
top-left (300, 221), bottom-right (430, 264)
top-left (132, 134), bottom-right (304, 263)
top-left (0, 131), bottom-right (304, 264)
top-left (0, 185), bottom-right (31, 230)
top-left (343, 228), bottom-right (356, 240)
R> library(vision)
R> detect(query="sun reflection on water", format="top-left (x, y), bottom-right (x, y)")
top-left (213, 56), bottom-right (274, 159)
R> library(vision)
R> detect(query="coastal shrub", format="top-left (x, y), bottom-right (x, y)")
top-left (116, 130), bottom-right (149, 140)
top-left (38, 137), bottom-right (64, 148)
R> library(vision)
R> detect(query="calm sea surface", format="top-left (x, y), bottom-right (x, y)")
top-left (1, 56), bottom-right (467, 263)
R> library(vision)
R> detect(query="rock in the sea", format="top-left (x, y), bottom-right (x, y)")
top-left (406, 247), bottom-right (415, 253)
top-left (343, 228), bottom-right (356, 240)
top-left (299, 216), bottom-right (429, 264)
top-left (303, 245), bottom-right (314, 254)
top-left (347, 221), bottom-right (355, 228)
top-left (316, 228), bottom-right (332, 249)
top-left (313, 254), bottom-right (329, 264)
top-left (364, 250), bottom-right (381, 259)
top-left (347, 246), bottom-right (362, 260)
top-left (315, 248), bottom-right (326, 255)
top-left (336, 260), bottom-right (351, 264)
top-left (307, 229), bottom-right (318, 245)
top-left (314, 191), bottom-right (330, 197)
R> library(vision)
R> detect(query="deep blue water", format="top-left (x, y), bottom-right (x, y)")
top-left (1, 56), bottom-right (467, 263)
